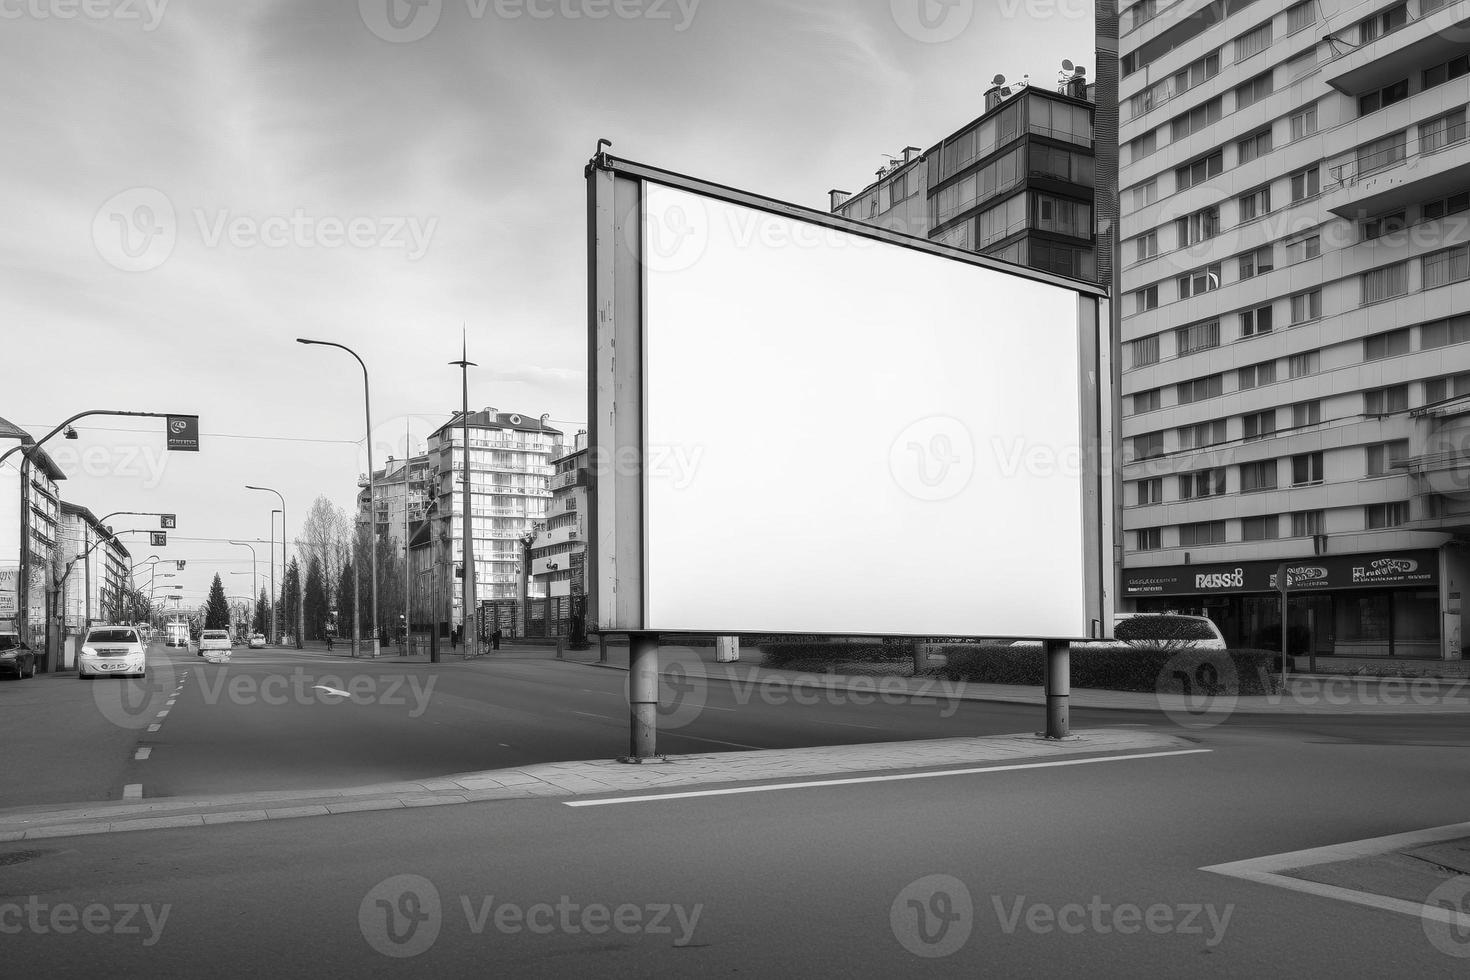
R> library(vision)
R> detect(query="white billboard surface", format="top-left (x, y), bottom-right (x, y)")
top-left (641, 182), bottom-right (1089, 637)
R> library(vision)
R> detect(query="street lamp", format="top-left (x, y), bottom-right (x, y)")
top-left (245, 486), bottom-right (292, 648)
top-left (297, 338), bottom-right (380, 659)
top-left (228, 540), bottom-right (262, 635)
top-left (451, 333), bottom-right (478, 655)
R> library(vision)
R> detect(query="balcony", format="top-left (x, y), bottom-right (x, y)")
top-left (1323, 4), bottom-right (1470, 96)
top-left (1402, 395), bottom-right (1470, 500)
top-left (1325, 130), bottom-right (1470, 218)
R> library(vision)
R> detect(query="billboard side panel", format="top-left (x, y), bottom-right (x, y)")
top-left (1096, 297), bottom-right (1118, 635)
top-left (1077, 294), bottom-right (1102, 637)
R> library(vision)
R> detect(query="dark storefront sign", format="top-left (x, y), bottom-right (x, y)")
top-left (1123, 550), bottom-right (1439, 597)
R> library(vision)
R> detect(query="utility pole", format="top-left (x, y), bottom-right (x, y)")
top-left (451, 332), bottom-right (478, 656)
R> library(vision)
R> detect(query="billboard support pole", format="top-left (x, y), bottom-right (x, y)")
top-left (1043, 640), bottom-right (1069, 738)
top-left (624, 632), bottom-right (660, 761)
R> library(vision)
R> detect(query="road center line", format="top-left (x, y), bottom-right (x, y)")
top-left (564, 749), bottom-right (1212, 807)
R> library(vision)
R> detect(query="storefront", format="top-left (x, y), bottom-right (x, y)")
top-left (1122, 549), bottom-right (1451, 660)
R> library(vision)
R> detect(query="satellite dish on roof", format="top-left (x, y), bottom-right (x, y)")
top-left (1075, 65), bottom-right (1087, 76)
top-left (992, 73), bottom-right (1006, 86)
top-left (1061, 59), bottom-right (1074, 72)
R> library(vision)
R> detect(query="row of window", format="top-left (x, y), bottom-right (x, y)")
top-left (1132, 442), bottom-right (1411, 503)
top-left (931, 141), bottom-right (1094, 230)
top-left (1133, 501), bottom-right (1410, 551)
top-left (930, 95), bottom-right (1093, 187)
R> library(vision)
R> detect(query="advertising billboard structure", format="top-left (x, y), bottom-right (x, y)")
top-left (587, 152), bottom-right (1114, 642)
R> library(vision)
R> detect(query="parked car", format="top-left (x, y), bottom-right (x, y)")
top-left (248, 634), bottom-right (266, 649)
top-left (0, 631), bottom-right (37, 679)
top-left (1006, 614), bottom-right (1227, 651)
top-left (78, 625), bottom-right (147, 679)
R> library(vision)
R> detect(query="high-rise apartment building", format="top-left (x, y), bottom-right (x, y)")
top-left (1114, 0), bottom-right (1470, 659)
top-left (528, 433), bottom-right (589, 600)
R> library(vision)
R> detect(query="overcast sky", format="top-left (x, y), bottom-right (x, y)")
top-left (0, 0), bottom-right (1091, 603)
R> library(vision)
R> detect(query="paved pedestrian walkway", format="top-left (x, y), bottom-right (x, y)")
top-left (0, 729), bottom-right (1189, 843)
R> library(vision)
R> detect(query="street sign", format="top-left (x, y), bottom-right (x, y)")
top-left (176, 560), bottom-right (186, 570)
top-left (165, 415), bottom-right (200, 452)
top-left (151, 531), bottom-right (167, 547)
top-left (160, 514), bottom-right (177, 528)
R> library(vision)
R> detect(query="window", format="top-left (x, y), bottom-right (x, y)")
top-left (1239, 360), bottom-right (1277, 388)
top-left (1128, 130), bottom-right (1159, 163)
top-left (1242, 515), bottom-right (1280, 541)
top-left (1358, 79), bottom-right (1408, 116)
top-left (1136, 478), bottom-right (1163, 505)
top-left (1292, 401), bottom-right (1321, 428)
top-left (1292, 452), bottom-right (1324, 486)
top-left (1291, 510), bottom-right (1325, 536)
top-left (1170, 98), bottom-right (1222, 141)
top-left (1285, 48), bottom-right (1319, 82)
top-left (1176, 206), bottom-right (1220, 246)
top-left (1177, 267), bottom-right (1222, 300)
top-left (1290, 289), bottom-right (1321, 324)
top-left (1243, 410), bottom-right (1277, 441)
top-left (1129, 335), bottom-right (1160, 367)
top-left (1135, 231), bottom-right (1158, 262)
top-left (1287, 1), bottom-right (1316, 34)
top-left (1423, 245), bottom-right (1470, 289)
top-left (1357, 132), bottom-right (1407, 177)
top-left (1028, 241), bottom-right (1095, 280)
top-left (1361, 262), bottom-right (1408, 304)
top-left (1289, 351), bottom-right (1319, 378)
top-left (1239, 187), bottom-right (1271, 221)
top-left (1135, 527), bottom-right (1162, 551)
top-left (1291, 167), bottom-right (1320, 202)
top-left (1180, 468), bottom-right (1226, 499)
top-left (1133, 432), bottom-right (1164, 461)
top-left (1283, 235), bottom-right (1320, 265)
top-left (1238, 129), bottom-right (1272, 164)
top-left (1176, 319), bottom-right (1221, 354)
top-left (1179, 420), bottom-right (1227, 449)
top-left (1176, 151), bottom-right (1223, 191)
top-left (1236, 22), bottom-right (1272, 61)
top-left (1133, 285), bottom-right (1160, 314)
top-left (1131, 388), bottom-right (1161, 414)
top-left (1240, 305), bottom-right (1273, 337)
top-left (1180, 521), bottom-right (1227, 546)
top-left (1289, 104), bottom-right (1317, 141)
top-left (1365, 440), bottom-right (1409, 476)
top-left (1364, 328), bottom-right (1410, 360)
top-left (1365, 501), bottom-right (1410, 529)
top-left (1235, 71), bottom-right (1274, 110)
top-left (1420, 109), bottom-right (1467, 153)
top-left (1421, 314), bottom-right (1470, 349)
top-left (1239, 246), bottom-right (1274, 280)
top-left (1426, 372), bottom-right (1470, 403)
top-left (1364, 385), bottom-right (1409, 415)
top-left (1031, 194), bottom-right (1092, 238)
top-left (1177, 374), bottom-right (1223, 404)
top-left (1363, 211), bottom-right (1407, 241)
top-left (1423, 192), bottom-right (1470, 221)
top-left (1132, 179), bottom-right (1158, 210)
top-left (1422, 52), bottom-right (1470, 89)
top-left (1358, 3), bottom-right (1407, 44)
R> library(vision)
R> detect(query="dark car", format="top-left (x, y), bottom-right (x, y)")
top-left (0, 632), bottom-right (37, 679)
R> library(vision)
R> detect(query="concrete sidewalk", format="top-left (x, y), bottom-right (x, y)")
top-left (563, 641), bottom-right (1470, 715)
top-left (0, 729), bottom-right (1191, 843)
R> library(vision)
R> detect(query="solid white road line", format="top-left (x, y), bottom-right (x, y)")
top-left (134, 748), bottom-right (151, 760)
top-left (1202, 819), bottom-right (1470, 926)
top-left (563, 749), bottom-right (1212, 807)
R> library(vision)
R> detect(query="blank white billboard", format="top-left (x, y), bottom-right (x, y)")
top-left (638, 182), bottom-right (1090, 637)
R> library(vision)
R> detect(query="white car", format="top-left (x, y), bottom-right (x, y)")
top-left (78, 625), bottom-right (148, 679)
top-left (248, 634), bottom-right (266, 649)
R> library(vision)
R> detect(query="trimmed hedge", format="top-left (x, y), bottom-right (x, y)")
top-left (762, 641), bottom-right (914, 668)
top-left (933, 644), bottom-right (1283, 695)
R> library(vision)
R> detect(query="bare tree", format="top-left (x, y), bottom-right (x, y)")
top-left (296, 495), bottom-right (350, 609)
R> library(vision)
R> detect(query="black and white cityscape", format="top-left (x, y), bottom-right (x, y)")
top-left (4, 2), bottom-right (1470, 976)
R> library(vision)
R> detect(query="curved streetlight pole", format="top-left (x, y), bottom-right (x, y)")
top-left (246, 488), bottom-right (288, 646)
top-left (228, 540), bottom-right (262, 631)
top-left (297, 338), bottom-right (379, 658)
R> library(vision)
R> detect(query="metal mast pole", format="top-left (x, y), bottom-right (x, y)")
top-left (452, 332), bottom-right (478, 656)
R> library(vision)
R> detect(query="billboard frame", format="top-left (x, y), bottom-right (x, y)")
top-left (587, 151), bottom-right (1114, 642)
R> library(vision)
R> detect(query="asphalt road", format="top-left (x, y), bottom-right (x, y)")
top-left (4, 719), bottom-right (1470, 977)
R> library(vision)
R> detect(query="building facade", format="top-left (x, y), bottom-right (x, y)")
top-left (528, 433), bottom-right (589, 600)
top-left (1114, 0), bottom-right (1470, 658)
top-left (410, 410), bottom-right (561, 633)
top-left (831, 75), bottom-right (1099, 283)
top-left (0, 416), bottom-right (66, 649)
